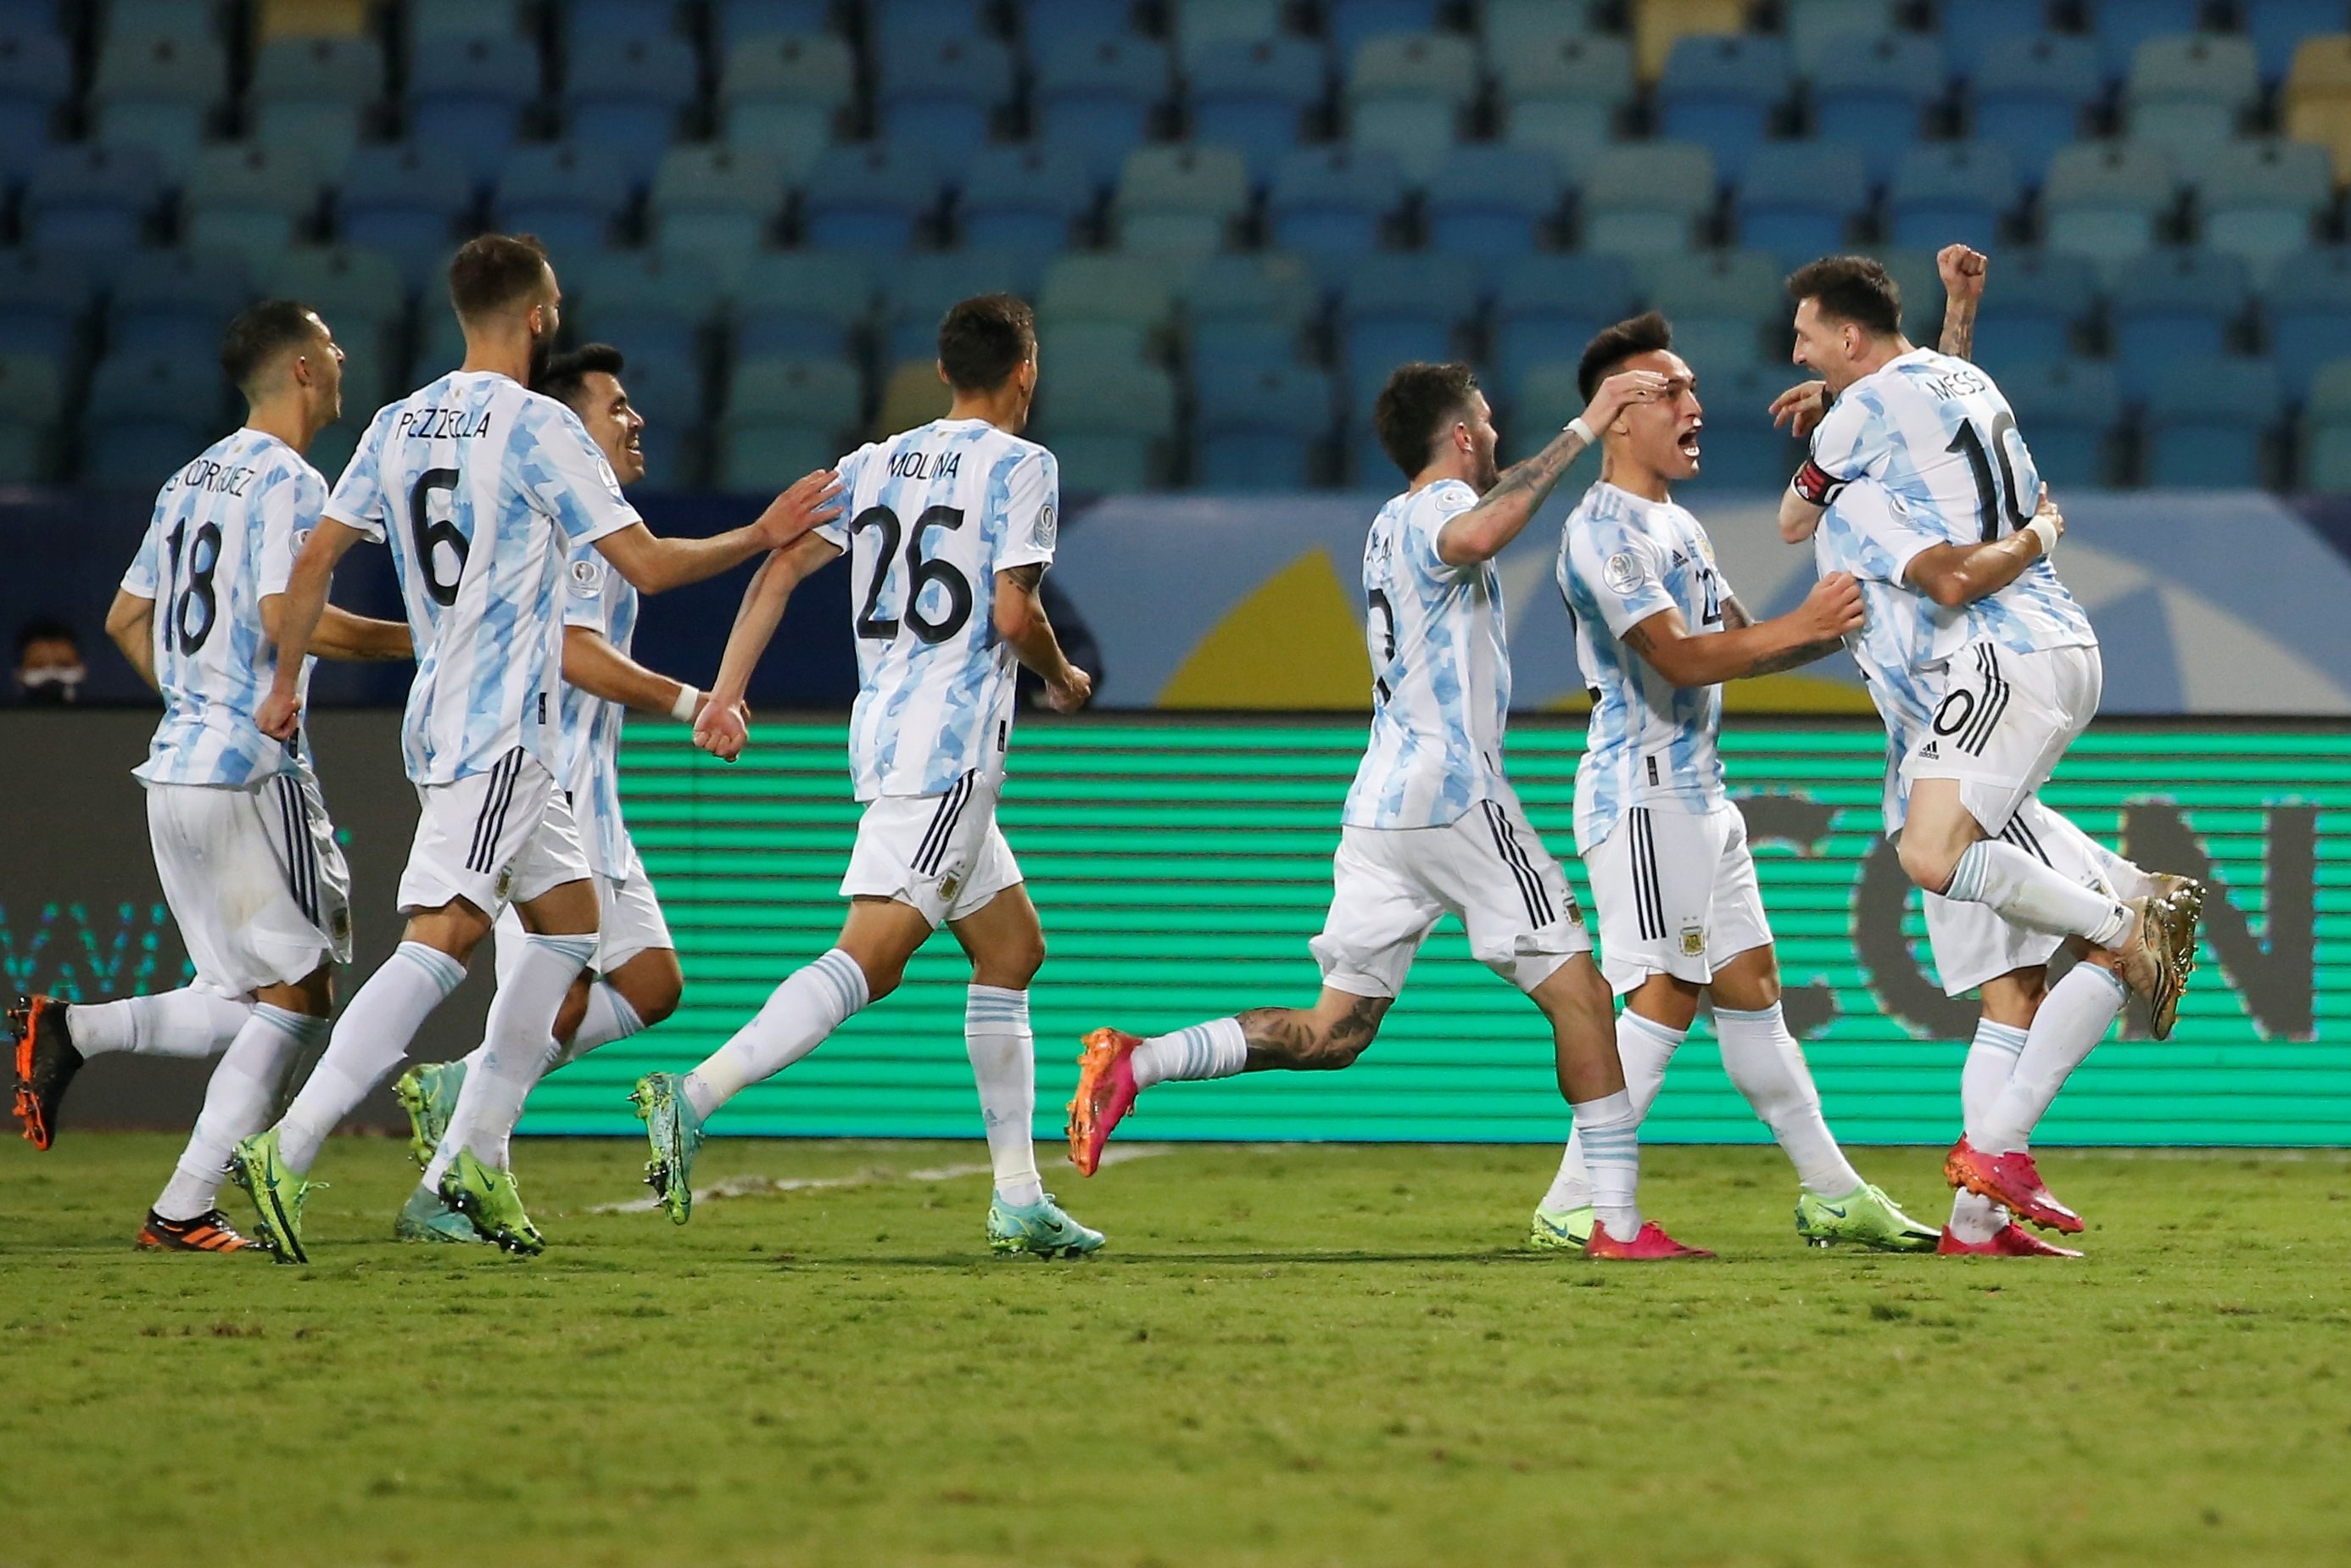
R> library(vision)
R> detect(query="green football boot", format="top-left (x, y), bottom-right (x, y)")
top-left (629, 1072), bottom-right (703, 1225)
top-left (394, 1060), bottom-right (467, 1171)
top-left (1794, 1183), bottom-right (1941, 1253)
top-left (394, 1182), bottom-right (483, 1245)
top-left (1528, 1203), bottom-right (1595, 1251)
top-left (438, 1149), bottom-right (544, 1256)
top-left (227, 1129), bottom-right (320, 1265)
top-left (986, 1192), bottom-right (1105, 1258)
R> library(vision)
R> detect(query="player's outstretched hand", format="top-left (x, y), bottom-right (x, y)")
top-left (1046, 667), bottom-right (1093, 713)
top-left (1580, 369), bottom-right (1670, 435)
top-left (1770, 380), bottom-right (1829, 438)
top-left (693, 697), bottom-right (750, 762)
top-left (1938, 243), bottom-right (1989, 304)
top-left (256, 688), bottom-right (302, 742)
top-left (751, 469), bottom-right (845, 551)
top-left (1799, 571), bottom-right (1867, 641)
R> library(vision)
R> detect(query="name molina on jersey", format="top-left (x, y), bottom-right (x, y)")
top-left (396, 406), bottom-right (496, 441)
top-left (888, 446), bottom-right (962, 482)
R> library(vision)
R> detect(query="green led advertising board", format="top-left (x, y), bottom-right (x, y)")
top-left (519, 719), bottom-right (2351, 1147)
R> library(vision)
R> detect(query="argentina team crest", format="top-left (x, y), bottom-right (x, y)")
top-left (1680, 924), bottom-right (1706, 957)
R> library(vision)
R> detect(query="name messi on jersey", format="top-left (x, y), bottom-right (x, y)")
top-left (165, 458), bottom-right (259, 497)
top-left (1923, 366), bottom-right (1987, 402)
top-left (887, 448), bottom-right (961, 482)
top-left (397, 407), bottom-right (495, 441)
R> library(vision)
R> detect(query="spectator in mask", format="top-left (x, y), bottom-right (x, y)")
top-left (14, 618), bottom-right (84, 706)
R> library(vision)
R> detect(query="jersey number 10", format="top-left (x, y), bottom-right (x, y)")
top-left (1945, 412), bottom-right (2030, 543)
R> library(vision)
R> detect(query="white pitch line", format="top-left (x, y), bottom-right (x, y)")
top-left (587, 1143), bottom-right (1175, 1214)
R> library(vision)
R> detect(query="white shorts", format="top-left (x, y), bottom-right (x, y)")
top-left (146, 773), bottom-right (352, 996)
top-left (396, 749), bottom-right (593, 918)
top-left (840, 773), bottom-right (1023, 928)
top-left (1921, 795), bottom-right (2122, 996)
top-left (1310, 790), bottom-right (1591, 999)
top-left (1584, 801), bottom-right (1773, 995)
top-left (1906, 641), bottom-right (2102, 837)
top-left (491, 865), bottom-right (673, 985)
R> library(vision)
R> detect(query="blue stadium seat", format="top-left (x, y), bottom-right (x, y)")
top-left (2263, 247), bottom-right (2351, 395)
top-left (723, 356), bottom-right (863, 487)
top-left (1734, 141), bottom-right (1869, 267)
top-left (407, 0), bottom-right (523, 40)
top-left (648, 143), bottom-right (788, 286)
top-left (2140, 355), bottom-right (2281, 487)
top-left (562, 0), bottom-right (687, 47)
top-left (1656, 34), bottom-right (1790, 181)
top-left (106, 0), bottom-right (228, 43)
top-left (84, 353), bottom-right (232, 484)
top-left (1038, 252), bottom-right (1181, 366)
top-left (2302, 359), bottom-right (2351, 489)
top-left (732, 250), bottom-right (875, 360)
top-left (1186, 37), bottom-right (1326, 182)
top-left (1886, 140), bottom-right (2019, 255)
top-left (2125, 36), bottom-right (2260, 167)
top-left (1170, 0), bottom-right (1287, 72)
top-left (1012, 0), bottom-right (1139, 43)
top-left (596, 344), bottom-right (705, 449)
top-left (2244, 0), bottom-right (2351, 81)
top-left (879, 249), bottom-right (1049, 363)
top-left (184, 142), bottom-right (323, 259)
top-left (2041, 141), bottom-right (2179, 276)
top-left (0, 30), bottom-right (69, 171)
top-left (405, 36), bottom-right (542, 184)
top-left (1578, 142), bottom-right (1717, 257)
top-left (570, 248), bottom-right (719, 372)
top-left (718, 34), bottom-right (854, 178)
top-left (1492, 252), bottom-right (1639, 393)
top-left (1784, 0), bottom-right (1901, 75)
top-left (1193, 363), bottom-right (1333, 488)
top-left (1335, 254), bottom-right (1478, 381)
top-left (1181, 252), bottom-right (1319, 380)
top-left (0, 353), bottom-right (60, 481)
top-left (337, 142), bottom-right (480, 287)
top-left (1505, 361), bottom-right (1589, 448)
top-left (90, 31), bottom-right (229, 178)
top-left (1327, 0), bottom-right (1441, 58)
top-left (2080, 0), bottom-right (2212, 81)
top-left (712, 0), bottom-right (834, 50)
top-left (870, 0), bottom-right (991, 56)
top-left (2195, 138), bottom-right (2333, 282)
top-left (2000, 358), bottom-right (2118, 488)
top-left (1809, 33), bottom-right (1944, 183)
top-left (1935, 0), bottom-right (2047, 78)
top-left (1638, 248), bottom-right (1782, 372)
top-left (564, 30), bottom-right (698, 183)
top-left (1965, 35), bottom-right (2101, 185)
top-left (1423, 144), bottom-right (1563, 258)
top-left (22, 143), bottom-right (164, 253)
top-left (1482, 0), bottom-right (1606, 54)
top-left (0, 248), bottom-right (92, 364)
top-left (494, 143), bottom-right (628, 256)
top-left (1114, 142), bottom-right (1251, 254)
top-left (1346, 34), bottom-right (1479, 184)
top-left (1267, 144), bottom-right (1404, 256)
top-left (800, 141), bottom-right (941, 251)
top-left (250, 36), bottom-right (383, 176)
top-left (1031, 359), bottom-right (1177, 491)
top-left (1494, 33), bottom-right (1630, 180)
top-left (2109, 248), bottom-right (2250, 375)
top-left (958, 142), bottom-right (1098, 251)
top-left (1963, 248), bottom-right (2095, 372)
top-left (1678, 364), bottom-right (1805, 491)
top-left (876, 35), bottom-right (1014, 176)
top-left (717, 415), bottom-right (846, 491)
top-left (1033, 34), bottom-right (1170, 185)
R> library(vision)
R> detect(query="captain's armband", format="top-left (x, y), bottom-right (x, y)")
top-left (1790, 460), bottom-right (1847, 509)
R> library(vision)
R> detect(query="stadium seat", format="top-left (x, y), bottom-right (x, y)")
top-left (0, 29), bottom-right (69, 171)
top-left (868, 0), bottom-right (990, 54)
top-left (1186, 37), bottom-right (1328, 183)
top-left (1030, 359), bottom-right (1177, 492)
top-left (1345, 34), bottom-right (1479, 184)
top-left (724, 357), bottom-right (862, 467)
top-left (648, 143), bottom-right (789, 287)
top-left (717, 410), bottom-right (844, 490)
top-left (337, 142), bottom-right (480, 287)
top-left (184, 142), bottom-right (323, 259)
top-left (1482, 0), bottom-right (1606, 55)
top-left (1678, 363), bottom-right (1804, 490)
top-left (1965, 35), bottom-right (2102, 185)
top-left (250, 36), bottom-right (383, 176)
top-left (712, 0), bottom-right (832, 49)
top-left (2286, 35), bottom-right (2351, 181)
top-left (406, 0), bottom-right (522, 39)
top-left (1180, 251), bottom-right (1319, 380)
top-left (879, 249), bottom-right (1049, 364)
top-left (107, 0), bottom-right (230, 42)
top-left (2194, 138), bottom-right (2334, 282)
top-left (2244, 0), bottom-right (2351, 82)
top-left (2108, 248), bottom-right (2251, 375)
top-left (1012, 0), bottom-right (1141, 46)
top-left (2041, 141), bottom-right (2179, 276)
top-left (569, 248), bottom-right (719, 373)
top-left (1784, 0), bottom-right (1900, 75)
top-left (1734, 141), bottom-right (1870, 267)
top-left (0, 248), bottom-right (91, 365)
top-left (1638, 248), bottom-right (1783, 372)
top-left (876, 35), bottom-right (1014, 175)
top-left (957, 142), bottom-right (1098, 251)
top-left (2139, 355), bottom-right (2281, 488)
top-left (564, 29), bottom-right (698, 183)
top-left (2125, 36), bottom-right (2260, 167)
top-left (732, 250), bottom-right (875, 360)
top-left (872, 356), bottom-right (954, 436)
top-left (718, 34), bottom-right (855, 178)
top-left (1578, 142), bottom-right (1717, 257)
top-left (261, 244), bottom-right (407, 402)
top-left (2299, 358), bottom-right (2351, 488)
top-left (1422, 144), bottom-right (1564, 259)
top-left (2080, 0), bottom-right (2212, 81)
top-left (1038, 253), bottom-right (1181, 368)
top-left (84, 352), bottom-right (233, 482)
top-left (22, 143), bottom-right (164, 254)
top-left (1656, 34), bottom-right (1790, 181)
top-left (561, 0), bottom-right (686, 47)
top-left (1506, 360), bottom-right (1590, 448)
top-left (1170, 0), bottom-right (1287, 72)
top-left (90, 30), bottom-right (229, 178)
top-left (405, 36), bottom-right (541, 184)
top-left (800, 141), bottom-right (941, 252)
top-left (1808, 33), bottom-right (1944, 183)
top-left (1267, 144), bottom-right (1404, 256)
top-left (493, 143), bottom-right (628, 256)
top-left (1193, 363), bottom-right (1333, 488)
top-left (2262, 247), bottom-right (2351, 395)
top-left (254, 0), bottom-right (370, 39)
top-left (1326, 0), bottom-right (1442, 58)
top-left (1632, 0), bottom-right (1747, 83)
top-left (1963, 248), bottom-right (2096, 373)
top-left (1335, 254), bottom-right (1478, 383)
top-left (0, 352), bottom-right (60, 481)
top-left (1492, 252), bottom-right (1639, 392)
top-left (1935, 0), bottom-right (2047, 79)
top-left (1886, 140), bottom-right (2019, 255)
top-left (1032, 34), bottom-right (1171, 186)
top-left (1494, 33), bottom-right (1632, 179)
top-left (1114, 142), bottom-right (1251, 254)
top-left (1999, 358), bottom-right (2119, 488)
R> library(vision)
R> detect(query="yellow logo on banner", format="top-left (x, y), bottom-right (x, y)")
top-left (1158, 547), bottom-right (1373, 710)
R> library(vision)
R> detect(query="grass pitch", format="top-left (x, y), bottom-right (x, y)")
top-left (3, 1136), bottom-right (2348, 1568)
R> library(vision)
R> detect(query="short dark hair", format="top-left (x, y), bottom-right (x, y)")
top-left (937, 293), bottom-right (1036, 392)
top-left (220, 299), bottom-right (324, 396)
top-left (16, 617), bottom-right (77, 656)
top-left (536, 343), bottom-right (625, 412)
top-left (1373, 362), bottom-right (1481, 477)
top-left (448, 232), bottom-right (552, 321)
top-left (1785, 255), bottom-right (1903, 338)
top-left (1578, 311), bottom-right (1674, 402)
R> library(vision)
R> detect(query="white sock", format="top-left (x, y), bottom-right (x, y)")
top-left (1570, 1089), bottom-right (1642, 1242)
top-left (422, 931), bottom-right (595, 1186)
top-left (1131, 1018), bottom-right (1249, 1088)
top-left (1978, 964), bottom-right (2127, 1154)
top-left (276, 942), bottom-right (466, 1173)
top-left (153, 1004), bottom-right (327, 1220)
top-left (1952, 1018), bottom-right (2025, 1242)
top-left (683, 948), bottom-right (868, 1121)
top-left (966, 985), bottom-right (1043, 1207)
top-left (559, 980), bottom-right (646, 1067)
top-left (1946, 840), bottom-right (2132, 946)
top-left (1543, 1010), bottom-right (1683, 1212)
top-left (68, 990), bottom-right (253, 1059)
top-left (1714, 1002), bottom-right (1864, 1199)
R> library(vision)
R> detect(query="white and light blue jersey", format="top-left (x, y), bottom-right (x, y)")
top-left (813, 416), bottom-right (1058, 801)
top-left (1560, 482), bottom-right (1731, 852)
top-left (555, 546), bottom-right (641, 882)
top-left (1341, 479), bottom-right (1511, 830)
top-left (327, 371), bottom-right (641, 785)
top-left (1807, 348), bottom-right (2095, 665)
top-left (120, 428), bottom-right (321, 788)
top-left (1814, 482), bottom-right (1941, 834)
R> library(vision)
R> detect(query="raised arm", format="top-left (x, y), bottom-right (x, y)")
top-left (255, 516), bottom-right (368, 740)
top-left (993, 563), bottom-right (1092, 713)
top-left (594, 470), bottom-right (842, 596)
top-left (1435, 370), bottom-right (1667, 566)
top-left (1901, 487), bottom-right (2063, 608)
top-left (1935, 243), bottom-right (1986, 362)
top-left (105, 589), bottom-right (159, 694)
top-left (1620, 575), bottom-right (1865, 688)
top-left (692, 530), bottom-right (844, 761)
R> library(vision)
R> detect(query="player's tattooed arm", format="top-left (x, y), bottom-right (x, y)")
top-left (1619, 575), bottom-right (1863, 688)
top-left (995, 562), bottom-right (1091, 712)
top-left (1236, 992), bottom-right (1392, 1071)
top-left (1720, 594), bottom-right (1845, 673)
top-left (1435, 370), bottom-right (1668, 566)
top-left (1936, 243), bottom-right (1988, 362)
top-left (103, 589), bottom-right (159, 695)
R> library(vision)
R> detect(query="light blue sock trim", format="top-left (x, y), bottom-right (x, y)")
top-left (394, 940), bottom-right (467, 998)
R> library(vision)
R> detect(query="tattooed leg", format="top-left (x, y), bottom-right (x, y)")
top-left (1234, 989), bottom-right (1393, 1073)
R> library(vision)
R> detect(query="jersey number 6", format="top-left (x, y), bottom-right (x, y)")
top-left (409, 468), bottom-right (468, 606)
top-left (850, 503), bottom-right (974, 644)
